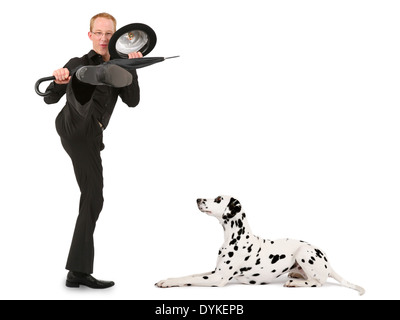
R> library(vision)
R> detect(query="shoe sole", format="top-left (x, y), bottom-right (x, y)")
top-left (103, 65), bottom-right (133, 88)
top-left (65, 279), bottom-right (115, 289)
top-left (66, 280), bottom-right (80, 288)
top-left (77, 65), bottom-right (132, 88)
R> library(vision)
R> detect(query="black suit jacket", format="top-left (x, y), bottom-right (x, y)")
top-left (44, 50), bottom-right (140, 129)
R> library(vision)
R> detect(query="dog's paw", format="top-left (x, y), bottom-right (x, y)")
top-left (155, 279), bottom-right (178, 288)
top-left (284, 279), bottom-right (296, 288)
top-left (284, 279), bottom-right (321, 288)
top-left (155, 280), bottom-right (168, 288)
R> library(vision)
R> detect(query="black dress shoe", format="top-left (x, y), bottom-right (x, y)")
top-left (66, 271), bottom-right (115, 289)
top-left (76, 64), bottom-right (133, 88)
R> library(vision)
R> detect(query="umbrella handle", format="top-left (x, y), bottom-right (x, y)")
top-left (34, 76), bottom-right (56, 97)
top-left (34, 56), bottom-right (179, 97)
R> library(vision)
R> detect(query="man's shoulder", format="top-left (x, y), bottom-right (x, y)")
top-left (64, 50), bottom-right (99, 69)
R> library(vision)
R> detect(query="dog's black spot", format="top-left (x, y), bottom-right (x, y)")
top-left (240, 267), bottom-right (252, 273)
top-left (315, 249), bottom-right (324, 259)
top-left (228, 252), bottom-right (234, 258)
top-left (256, 258), bottom-right (261, 265)
top-left (229, 239), bottom-right (236, 246)
top-left (234, 246), bottom-right (238, 251)
top-left (247, 244), bottom-right (253, 253)
top-left (282, 268), bottom-right (289, 273)
top-left (269, 254), bottom-right (286, 264)
top-left (203, 276), bottom-right (208, 279)
top-left (237, 219), bottom-right (243, 228)
top-left (244, 256), bottom-right (250, 261)
top-left (249, 281), bottom-right (256, 285)
top-left (253, 273), bottom-right (260, 277)
top-left (271, 269), bottom-right (276, 273)
top-left (308, 259), bottom-right (314, 265)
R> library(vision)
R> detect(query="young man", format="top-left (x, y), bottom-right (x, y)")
top-left (44, 13), bottom-right (143, 289)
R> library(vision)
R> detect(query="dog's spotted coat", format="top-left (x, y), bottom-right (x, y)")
top-left (155, 196), bottom-right (364, 295)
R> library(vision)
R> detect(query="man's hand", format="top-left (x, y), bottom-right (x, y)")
top-left (53, 68), bottom-right (71, 85)
top-left (128, 52), bottom-right (143, 59)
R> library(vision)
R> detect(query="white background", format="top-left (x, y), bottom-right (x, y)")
top-left (0, 0), bottom-right (399, 300)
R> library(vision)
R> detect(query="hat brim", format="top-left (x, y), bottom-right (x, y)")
top-left (108, 23), bottom-right (157, 59)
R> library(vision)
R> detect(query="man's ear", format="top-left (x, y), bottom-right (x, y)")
top-left (88, 31), bottom-right (93, 41)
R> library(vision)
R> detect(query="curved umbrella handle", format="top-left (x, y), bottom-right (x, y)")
top-left (34, 76), bottom-right (56, 97)
top-left (34, 56), bottom-right (179, 97)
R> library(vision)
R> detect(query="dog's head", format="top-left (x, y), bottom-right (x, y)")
top-left (197, 196), bottom-right (242, 221)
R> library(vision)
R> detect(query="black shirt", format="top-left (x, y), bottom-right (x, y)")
top-left (44, 50), bottom-right (140, 129)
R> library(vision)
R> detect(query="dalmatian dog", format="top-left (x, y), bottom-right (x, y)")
top-left (155, 196), bottom-right (365, 295)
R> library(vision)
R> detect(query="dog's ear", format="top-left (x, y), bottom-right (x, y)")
top-left (223, 197), bottom-right (242, 219)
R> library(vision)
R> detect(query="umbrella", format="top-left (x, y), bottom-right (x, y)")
top-left (108, 23), bottom-right (157, 59)
top-left (34, 56), bottom-right (179, 96)
top-left (107, 55), bottom-right (179, 70)
top-left (35, 22), bottom-right (178, 96)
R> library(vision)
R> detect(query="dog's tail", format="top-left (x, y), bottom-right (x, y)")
top-left (329, 270), bottom-right (365, 296)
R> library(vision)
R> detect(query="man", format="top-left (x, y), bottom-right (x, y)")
top-left (44, 13), bottom-right (143, 289)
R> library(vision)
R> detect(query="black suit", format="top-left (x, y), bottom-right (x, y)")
top-left (45, 50), bottom-right (140, 274)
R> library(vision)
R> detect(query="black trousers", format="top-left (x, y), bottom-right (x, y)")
top-left (55, 77), bottom-right (104, 274)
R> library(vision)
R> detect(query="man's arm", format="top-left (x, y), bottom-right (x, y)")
top-left (43, 80), bottom-right (68, 105)
top-left (119, 52), bottom-right (142, 108)
top-left (119, 68), bottom-right (140, 107)
top-left (43, 57), bottom-right (82, 105)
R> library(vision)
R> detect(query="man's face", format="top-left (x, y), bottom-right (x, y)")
top-left (88, 17), bottom-right (115, 57)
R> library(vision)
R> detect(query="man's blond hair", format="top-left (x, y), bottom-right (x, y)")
top-left (90, 13), bottom-right (117, 32)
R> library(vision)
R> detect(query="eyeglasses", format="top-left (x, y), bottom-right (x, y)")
top-left (91, 32), bottom-right (113, 39)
